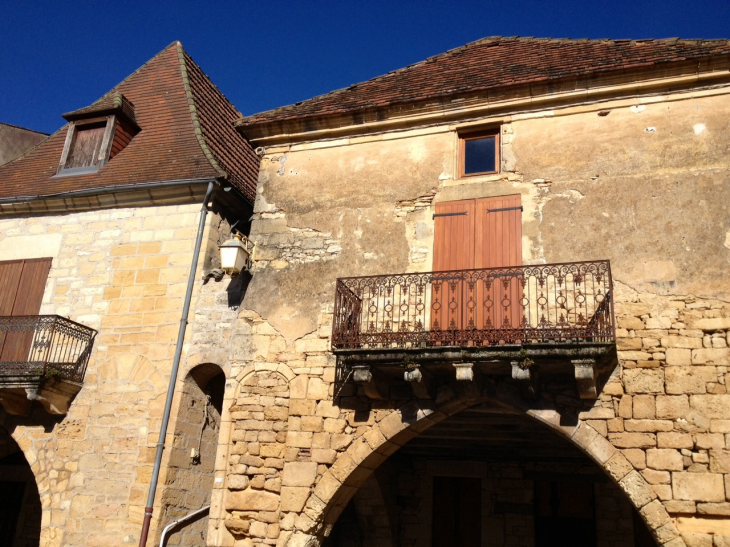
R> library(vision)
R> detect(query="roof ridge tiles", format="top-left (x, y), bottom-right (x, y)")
top-left (176, 42), bottom-right (228, 180)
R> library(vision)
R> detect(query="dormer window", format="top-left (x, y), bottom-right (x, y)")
top-left (56, 93), bottom-right (139, 176)
top-left (58, 119), bottom-right (114, 175)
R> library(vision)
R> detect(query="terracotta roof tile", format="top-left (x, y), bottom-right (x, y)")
top-left (0, 42), bottom-right (258, 204)
top-left (239, 36), bottom-right (730, 128)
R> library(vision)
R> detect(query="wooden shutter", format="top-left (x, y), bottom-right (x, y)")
top-left (475, 195), bottom-right (522, 269)
top-left (0, 261), bottom-right (24, 316)
top-left (432, 196), bottom-right (522, 334)
top-left (9, 259), bottom-right (52, 316)
top-left (0, 258), bottom-right (52, 362)
top-left (432, 200), bottom-right (475, 333)
top-left (476, 195), bottom-right (522, 331)
top-left (432, 477), bottom-right (481, 547)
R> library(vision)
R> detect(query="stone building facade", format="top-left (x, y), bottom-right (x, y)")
top-left (0, 42), bottom-right (257, 547)
top-left (205, 37), bottom-right (730, 547)
top-left (1, 35), bottom-right (730, 547)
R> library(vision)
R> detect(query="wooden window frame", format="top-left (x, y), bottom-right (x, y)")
top-left (458, 129), bottom-right (500, 178)
top-left (56, 115), bottom-right (116, 176)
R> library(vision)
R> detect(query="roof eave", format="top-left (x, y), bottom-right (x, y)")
top-left (236, 55), bottom-right (730, 145)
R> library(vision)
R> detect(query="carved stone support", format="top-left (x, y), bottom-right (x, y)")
top-left (573, 358), bottom-right (598, 399)
top-left (511, 361), bottom-right (539, 399)
top-left (453, 362), bottom-right (474, 381)
top-left (511, 361), bottom-right (532, 382)
top-left (353, 365), bottom-right (386, 399)
top-left (404, 365), bottom-right (434, 399)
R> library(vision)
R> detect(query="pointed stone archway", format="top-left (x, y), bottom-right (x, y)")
top-left (283, 381), bottom-right (682, 547)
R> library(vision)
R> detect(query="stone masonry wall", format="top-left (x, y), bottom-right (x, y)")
top-left (209, 87), bottom-right (730, 547)
top-left (0, 201), bottom-right (232, 547)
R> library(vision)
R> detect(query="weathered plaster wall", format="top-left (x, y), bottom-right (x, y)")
top-left (213, 87), bottom-right (730, 547)
top-left (0, 202), bottom-right (234, 547)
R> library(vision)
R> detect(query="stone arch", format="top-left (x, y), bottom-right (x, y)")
top-left (292, 382), bottom-right (683, 547)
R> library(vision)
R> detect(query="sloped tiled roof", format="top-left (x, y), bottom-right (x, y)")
top-left (0, 42), bottom-right (258, 203)
top-left (239, 36), bottom-right (730, 128)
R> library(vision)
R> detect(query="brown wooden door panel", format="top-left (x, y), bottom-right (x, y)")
top-left (0, 260), bottom-right (24, 316)
top-left (475, 195), bottom-right (522, 269)
top-left (0, 258), bottom-right (52, 363)
top-left (432, 200), bottom-right (475, 336)
top-left (432, 477), bottom-right (481, 547)
top-left (476, 196), bottom-right (522, 334)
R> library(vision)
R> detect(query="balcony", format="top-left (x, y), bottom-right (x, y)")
top-left (0, 315), bottom-right (97, 415)
top-left (332, 260), bottom-right (616, 400)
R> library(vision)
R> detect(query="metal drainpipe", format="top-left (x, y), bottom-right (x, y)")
top-left (158, 505), bottom-right (210, 547)
top-left (138, 180), bottom-right (215, 547)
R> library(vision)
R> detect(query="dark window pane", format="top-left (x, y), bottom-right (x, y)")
top-left (464, 136), bottom-right (496, 174)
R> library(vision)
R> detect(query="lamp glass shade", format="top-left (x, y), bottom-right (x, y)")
top-left (219, 237), bottom-right (250, 274)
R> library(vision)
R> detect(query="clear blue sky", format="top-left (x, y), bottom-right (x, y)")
top-left (2, 0), bottom-right (729, 134)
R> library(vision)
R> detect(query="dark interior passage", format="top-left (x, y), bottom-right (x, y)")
top-left (0, 427), bottom-right (42, 547)
top-left (325, 402), bottom-right (657, 547)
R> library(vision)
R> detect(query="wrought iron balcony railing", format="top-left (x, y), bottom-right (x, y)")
top-left (332, 260), bottom-right (615, 351)
top-left (0, 315), bottom-right (97, 386)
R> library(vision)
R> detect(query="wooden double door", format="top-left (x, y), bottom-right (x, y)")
top-left (431, 195), bottom-right (522, 341)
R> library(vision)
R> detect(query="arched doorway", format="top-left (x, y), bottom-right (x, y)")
top-left (159, 364), bottom-right (226, 546)
top-left (0, 426), bottom-right (41, 547)
top-left (323, 401), bottom-right (656, 547)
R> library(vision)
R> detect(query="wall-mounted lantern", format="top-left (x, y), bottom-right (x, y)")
top-left (219, 232), bottom-right (253, 275)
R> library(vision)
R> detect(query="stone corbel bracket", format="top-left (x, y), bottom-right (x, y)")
top-left (403, 365), bottom-right (434, 399)
top-left (352, 365), bottom-right (387, 399)
top-left (572, 358), bottom-right (598, 399)
top-left (453, 362), bottom-right (475, 381)
top-left (510, 361), bottom-right (540, 399)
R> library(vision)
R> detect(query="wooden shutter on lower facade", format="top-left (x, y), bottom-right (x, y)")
top-left (0, 258), bottom-right (53, 362)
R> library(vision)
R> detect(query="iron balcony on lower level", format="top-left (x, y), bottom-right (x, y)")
top-left (331, 260), bottom-right (617, 400)
top-left (0, 315), bottom-right (97, 415)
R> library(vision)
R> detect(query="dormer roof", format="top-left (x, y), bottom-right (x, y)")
top-left (62, 92), bottom-right (138, 128)
top-left (0, 42), bottom-right (259, 204)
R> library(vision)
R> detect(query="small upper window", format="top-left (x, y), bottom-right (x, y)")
top-left (459, 130), bottom-right (500, 177)
top-left (65, 122), bottom-right (107, 170)
top-left (56, 117), bottom-right (116, 176)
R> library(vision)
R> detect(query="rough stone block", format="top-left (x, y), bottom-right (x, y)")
top-left (623, 369), bottom-right (664, 394)
top-left (306, 378), bottom-right (329, 400)
top-left (225, 489), bottom-right (279, 511)
top-left (633, 395), bottom-right (656, 419)
top-left (282, 462), bottom-right (317, 487)
top-left (647, 449), bottom-right (684, 471)
top-left (620, 470), bottom-right (657, 508)
top-left (693, 318), bottom-right (730, 331)
top-left (666, 367), bottom-right (718, 394)
top-left (624, 419), bottom-right (673, 432)
top-left (690, 395), bottom-right (730, 419)
top-left (710, 450), bottom-right (730, 473)
top-left (658, 432), bottom-right (694, 449)
top-left (286, 431), bottom-right (313, 448)
top-left (666, 348), bottom-right (692, 366)
top-left (692, 349), bottom-right (729, 365)
top-left (673, 473), bottom-right (725, 502)
top-left (657, 395), bottom-right (690, 419)
top-left (280, 487), bottom-right (310, 512)
top-left (608, 432), bottom-right (656, 448)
